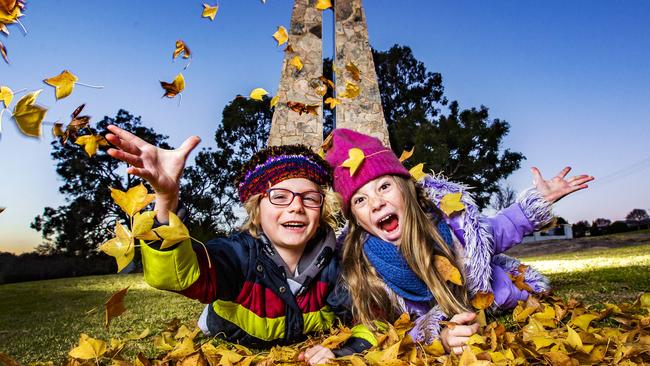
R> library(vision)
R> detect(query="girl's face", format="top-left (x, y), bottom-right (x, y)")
top-left (350, 175), bottom-right (405, 245)
top-left (259, 178), bottom-right (322, 252)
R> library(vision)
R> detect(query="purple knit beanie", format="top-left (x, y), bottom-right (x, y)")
top-left (324, 128), bottom-right (410, 214)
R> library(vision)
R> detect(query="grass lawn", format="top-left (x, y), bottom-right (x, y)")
top-left (0, 244), bottom-right (648, 364)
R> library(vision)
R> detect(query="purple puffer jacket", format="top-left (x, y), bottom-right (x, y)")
top-left (403, 175), bottom-right (554, 344)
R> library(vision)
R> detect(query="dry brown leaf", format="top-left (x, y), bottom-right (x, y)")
top-left (434, 255), bottom-right (463, 285)
top-left (105, 287), bottom-right (129, 327)
top-left (471, 291), bottom-right (494, 310)
top-left (286, 101), bottom-right (319, 116)
top-left (160, 73), bottom-right (185, 98)
top-left (173, 40), bottom-right (191, 60)
top-left (0, 40), bottom-right (8, 64)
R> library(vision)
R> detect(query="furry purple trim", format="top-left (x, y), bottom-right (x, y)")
top-left (421, 175), bottom-right (494, 295)
top-left (492, 254), bottom-right (550, 293)
top-left (516, 187), bottom-right (554, 229)
top-left (407, 305), bottom-right (447, 344)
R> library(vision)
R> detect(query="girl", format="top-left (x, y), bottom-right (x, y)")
top-left (323, 128), bottom-right (593, 355)
top-left (105, 126), bottom-right (373, 363)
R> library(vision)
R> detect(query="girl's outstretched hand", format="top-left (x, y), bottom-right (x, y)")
top-left (106, 124), bottom-right (200, 221)
top-left (440, 312), bottom-right (480, 355)
top-left (531, 166), bottom-right (594, 203)
top-left (299, 345), bottom-right (335, 365)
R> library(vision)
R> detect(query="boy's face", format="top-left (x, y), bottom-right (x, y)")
top-left (259, 178), bottom-right (322, 253)
top-left (350, 175), bottom-right (405, 245)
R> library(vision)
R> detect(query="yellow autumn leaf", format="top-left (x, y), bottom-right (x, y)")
top-left (434, 255), bottom-right (463, 285)
top-left (638, 292), bottom-right (650, 308)
top-left (398, 147), bottom-right (414, 162)
top-left (321, 327), bottom-right (352, 349)
top-left (69, 334), bottom-right (107, 360)
top-left (110, 183), bottom-right (155, 217)
top-left (104, 287), bottom-right (129, 328)
top-left (132, 211), bottom-right (158, 240)
top-left (339, 81), bottom-right (360, 99)
top-left (167, 336), bottom-right (195, 359)
top-left (471, 291), bottom-right (495, 310)
top-left (273, 26), bottom-right (288, 46)
top-left (100, 222), bottom-right (134, 272)
top-left (570, 313), bottom-right (599, 332)
top-left (346, 61), bottom-right (362, 81)
top-left (440, 192), bottom-right (466, 216)
top-left (289, 55), bottom-right (303, 71)
top-left (458, 346), bottom-right (490, 366)
top-left (249, 87), bottom-right (268, 101)
top-left (11, 90), bottom-right (47, 138)
top-left (565, 325), bottom-right (583, 351)
top-left (160, 73), bottom-right (185, 98)
top-left (0, 85), bottom-right (12, 107)
top-left (173, 40), bottom-right (191, 60)
top-left (324, 97), bottom-right (341, 109)
top-left (315, 0), bottom-right (332, 10)
top-left (44, 70), bottom-right (78, 100)
top-left (154, 211), bottom-right (190, 249)
top-left (341, 148), bottom-right (365, 176)
top-left (513, 302), bottom-right (537, 323)
top-left (270, 95), bottom-right (279, 108)
top-left (423, 339), bottom-right (445, 356)
top-left (531, 305), bottom-right (556, 327)
top-left (201, 3), bottom-right (218, 21)
top-left (530, 336), bottom-right (556, 350)
top-left (409, 163), bottom-right (425, 181)
top-left (75, 134), bottom-right (108, 157)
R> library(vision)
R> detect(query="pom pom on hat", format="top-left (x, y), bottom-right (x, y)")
top-left (324, 129), bottom-right (410, 214)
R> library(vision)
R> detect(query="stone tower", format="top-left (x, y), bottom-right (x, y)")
top-left (267, 0), bottom-right (390, 150)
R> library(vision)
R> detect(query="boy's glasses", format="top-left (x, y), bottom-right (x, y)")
top-left (264, 188), bottom-right (324, 208)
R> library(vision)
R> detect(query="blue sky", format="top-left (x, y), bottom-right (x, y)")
top-left (1, 0), bottom-right (649, 254)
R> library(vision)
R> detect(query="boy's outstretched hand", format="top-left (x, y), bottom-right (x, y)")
top-left (105, 124), bottom-right (200, 222)
top-left (531, 166), bottom-right (594, 204)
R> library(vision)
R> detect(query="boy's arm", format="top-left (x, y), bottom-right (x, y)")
top-left (325, 282), bottom-right (377, 356)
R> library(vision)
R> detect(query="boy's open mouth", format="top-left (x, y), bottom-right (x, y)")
top-left (282, 221), bottom-right (306, 230)
top-left (377, 214), bottom-right (399, 233)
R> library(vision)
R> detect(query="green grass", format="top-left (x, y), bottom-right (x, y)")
top-left (1, 244), bottom-right (648, 364)
top-left (520, 244), bottom-right (650, 303)
top-left (0, 274), bottom-right (203, 365)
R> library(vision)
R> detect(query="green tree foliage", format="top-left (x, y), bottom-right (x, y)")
top-left (31, 110), bottom-right (171, 257)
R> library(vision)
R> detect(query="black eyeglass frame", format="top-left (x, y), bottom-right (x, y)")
top-left (263, 188), bottom-right (325, 208)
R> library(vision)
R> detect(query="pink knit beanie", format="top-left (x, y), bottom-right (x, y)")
top-left (324, 128), bottom-right (410, 214)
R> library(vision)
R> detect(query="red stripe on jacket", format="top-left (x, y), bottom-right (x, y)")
top-left (296, 281), bottom-right (329, 313)
top-left (235, 281), bottom-right (286, 318)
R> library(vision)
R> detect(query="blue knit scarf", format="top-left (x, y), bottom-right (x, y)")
top-left (364, 235), bottom-right (433, 302)
top-left (363, 220), bottom-right (454, 302)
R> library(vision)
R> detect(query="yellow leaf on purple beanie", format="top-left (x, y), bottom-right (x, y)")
top-left (409, 163), bottom-right (425, 181)
top-left (341, 148), bottom-right (365, 176)
top-left (440, 192), bottom-right (465, 216)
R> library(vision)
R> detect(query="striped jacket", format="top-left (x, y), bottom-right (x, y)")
top-left (140, 228), bottom-right (374, 352)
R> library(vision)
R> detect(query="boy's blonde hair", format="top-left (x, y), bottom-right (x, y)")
top-left (342, 176), bottom-right (470, 328)
top-left (241, 186), bottom-right (341, 237)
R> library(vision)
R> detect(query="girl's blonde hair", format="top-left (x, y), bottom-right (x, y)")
top-left (241, 186), bottom-right (341, 237)
top-left (342, 176), bottom-right (470, 328)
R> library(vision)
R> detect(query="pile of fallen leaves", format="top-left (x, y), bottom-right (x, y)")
top-left (1, 292), bottom-right (647, 365)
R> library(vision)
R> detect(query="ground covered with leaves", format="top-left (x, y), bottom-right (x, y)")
top-left (1, 242), bottom-right (649, 365)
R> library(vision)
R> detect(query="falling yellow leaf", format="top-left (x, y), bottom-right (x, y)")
top-left (346, 62), bottom-right (362, 81)
top-left (43, 70), bottom-right (78, 100)
top-left (339, 81), bottom-right (360, 99)
top-left (132, 211), bottom-right (159, 240)
top-left (69, 334), bottom-right (107, 360)
top-left (324, 97), bottom-right (341, 109)
top-left (0, 85), bottom-right (13, 108)
top-left (270, 95), bottom-right (279, 108)
top-left (289, 55), bottom-right (303, 71)
top-left (75, 134), bottom-right (108, 157)
top-left (409, 163), bottom-right (425, 181)
top-left (154, 211), bottom-right (191, 249)
top-left (105, 287), bottom-right (129, 327)
top-left (272, 26), bottom-right (288, 46)
top-left (250, 88), bottom-right (268, 101)
top-left (201, 3), bottom-right (218, 21)
top-left (398, 147), bottom-right (414, 162)
top-left (173, 40), bottom-right (191, 60)
top-left (11, 90), bottom-right (47, 138)
top-left (100, 222), bottom-right (135, 273)
top-left (440, 192), bottom-right (466, 216)
top-left (471, 291), bottom-right (495, 310)
top-left (434, 255), bottom-right (463, 285)
top-left (341, 148), bottom-right (365, 176)
top-left (110, 183), bottom-right (156, 217)
top-left (315, 0), bottom-right (332, 10)
top-left (160, 73), bottom-right (185, 98)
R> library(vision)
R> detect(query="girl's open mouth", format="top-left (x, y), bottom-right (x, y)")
top-left (377, 214), bottom-right (399, 233)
